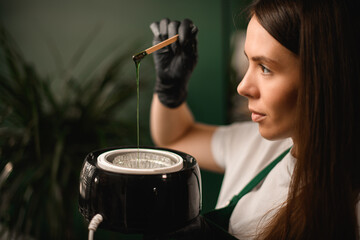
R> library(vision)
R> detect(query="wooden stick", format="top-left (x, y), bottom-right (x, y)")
top-left (145, 34), bottom-right (179, 54)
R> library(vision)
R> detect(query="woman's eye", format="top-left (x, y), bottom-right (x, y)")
top-left (260, 64), bottom-right (271, 74)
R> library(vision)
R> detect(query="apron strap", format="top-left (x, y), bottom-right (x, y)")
top-left (203, 147), bottom-right (291, 231)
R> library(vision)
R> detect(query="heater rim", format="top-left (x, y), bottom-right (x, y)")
top-left (97, 148), bottom-right (184, 174)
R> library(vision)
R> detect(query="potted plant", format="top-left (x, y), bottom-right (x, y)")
top-left (0, 26), bottom-right (151, 239)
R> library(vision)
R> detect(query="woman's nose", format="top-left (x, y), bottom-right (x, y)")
top-left (237, 70), bottom-right (259, 99)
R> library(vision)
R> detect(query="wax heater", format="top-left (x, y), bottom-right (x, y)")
top-left (79, 146), bottom-right (202, 237)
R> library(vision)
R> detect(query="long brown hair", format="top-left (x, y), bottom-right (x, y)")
top-left (247, 0), bottom-right (360, 239)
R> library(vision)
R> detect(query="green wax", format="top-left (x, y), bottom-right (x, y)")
top-left (135, 61), bottom-right (140, 160)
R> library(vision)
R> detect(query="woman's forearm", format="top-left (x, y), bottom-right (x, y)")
top-left (150, 94), bottom-right (195, 146)
top-left (150, 94), bottom-right (223, 172)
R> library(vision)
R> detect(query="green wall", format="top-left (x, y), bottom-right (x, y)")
top-left (0, 0), bottom-right (226, 123)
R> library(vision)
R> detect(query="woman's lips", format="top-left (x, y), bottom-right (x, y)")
top-left (251, 110), bottom-right (266, 122)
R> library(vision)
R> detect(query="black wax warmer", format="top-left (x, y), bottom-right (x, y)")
top-left (79, 146), bottom-right (202, 237)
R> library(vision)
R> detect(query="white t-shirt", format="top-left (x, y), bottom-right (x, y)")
top-left (211, 121), bottom-right (360, 239)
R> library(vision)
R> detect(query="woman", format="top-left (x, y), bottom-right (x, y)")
top-left (150, 0), bottom-right (360, 239)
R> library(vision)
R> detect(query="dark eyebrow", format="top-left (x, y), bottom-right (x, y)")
top-left (243, 51), bottom-right (278, 65)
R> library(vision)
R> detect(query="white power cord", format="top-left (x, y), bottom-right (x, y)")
top-left (88, 214), bottom-right (103, 240)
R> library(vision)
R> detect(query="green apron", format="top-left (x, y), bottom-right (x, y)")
top-left (202, 147), bottom-right (291, 239)
top-left (149, 147), bottom-right (292, 240)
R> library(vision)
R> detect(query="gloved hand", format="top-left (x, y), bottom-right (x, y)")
top-left (150, 18), bottom-right (198, 108)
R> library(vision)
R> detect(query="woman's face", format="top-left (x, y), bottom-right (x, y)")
top-left (238, 16), bottom-right (300, 140)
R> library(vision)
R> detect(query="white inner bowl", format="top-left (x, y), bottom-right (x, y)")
top-left (97, 148), bottom-right (183, 174)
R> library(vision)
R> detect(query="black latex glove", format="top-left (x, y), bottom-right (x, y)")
top-left (150, 18), bottom-right (198, 108)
